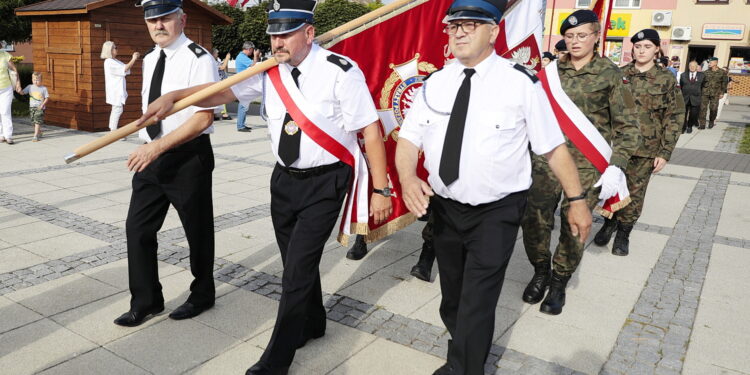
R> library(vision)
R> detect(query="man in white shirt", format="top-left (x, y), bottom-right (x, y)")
top-left (396, 0), bottom-right (591, 373)
top-left (138, 0), bottom-right (392, 372)
top-left (114, 0), bottom-right (218, 327)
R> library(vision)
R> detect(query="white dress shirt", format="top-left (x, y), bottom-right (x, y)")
top-left (231, 44), bottom-right (379, 168)
top-left (399, 53), bottom-right (565, 206)
top-left (140, 33), bottom-right (218, 142)
top-left (104, 58), bottom-right (129, 106)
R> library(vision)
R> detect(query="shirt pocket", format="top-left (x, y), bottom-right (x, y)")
top-left (581, 81), bottom-right (610, 115)
top-left (476, 110), bottom-right (516, 157)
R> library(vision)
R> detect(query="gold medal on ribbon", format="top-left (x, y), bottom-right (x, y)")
top-left (284, 120), bottom-right (299, 135)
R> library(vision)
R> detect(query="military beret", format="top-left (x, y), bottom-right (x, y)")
top-left (630, 28), bottom-right (660, 45)
top-left (560, 9), bottom-right (598, 35)
top-left (542, 51), bottom-right (555, 60)
top-left (266, 0), bottom-right (317, 35)
top-left (445, 0), bottom-right (507, 25)
top-left (137, 0), bottom-right (182, 20)
top-left (659, 56), bottom-right (669, 65)
top-left (708, 56), bottom-right (719, 62)
top-left (554, 39), bottom-right (567, 52)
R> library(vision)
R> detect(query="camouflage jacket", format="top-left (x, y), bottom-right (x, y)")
top-left (622, 63), bottom-right (685, 160)
top-left (702, 67), bottom-right (728, 96)
top-left (557, 55), bottom-right (641, 170)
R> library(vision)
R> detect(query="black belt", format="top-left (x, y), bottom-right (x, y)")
top-left (276, 161), bottom-right (345, 179)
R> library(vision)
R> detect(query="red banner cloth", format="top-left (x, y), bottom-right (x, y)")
top-left (327, 0), bottom-right (452, 243)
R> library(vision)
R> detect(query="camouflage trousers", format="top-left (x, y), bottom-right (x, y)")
top-left (29, 107), bottom-right (44, 125)
top-left (614, 156), bottom-right (654, 226)
top-left (699, 94), bottom-right (720, 127)
top-left (521, 155), bottom-right (600, 276)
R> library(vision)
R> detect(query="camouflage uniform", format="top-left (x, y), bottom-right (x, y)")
top-left (616, 63), bottom-right (685, 226)
top-left (699, 67), bottom-right (728, 128)
top-left (521, 55), bottom-right (640, 276)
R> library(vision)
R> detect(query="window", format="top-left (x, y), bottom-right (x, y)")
top-left (614, 0), bottom-right (641, 8)
top-left (0, 41), bottom-right (14, 52)
top-left (576, 0), bottom-right (591, 7)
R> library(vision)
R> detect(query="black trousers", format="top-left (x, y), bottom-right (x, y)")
top-left (261, 162), bottom-right (351, 367)
top-left (432, 191), bottom-right (527, 375)
top-left (125, 135), bottom-right (215, 312)
top-left (684, 103), bottom-right (700, 130)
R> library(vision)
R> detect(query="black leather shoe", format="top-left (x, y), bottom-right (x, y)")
top-left (113, 305), bottom-right (164, 327)
top-left (238, 127), bottom-right (252, 132)
top-left (346, 235), bottom-right (368, 260)
top-left (410, 241), bottom-right (436, 282)
top-left (540, 271), bottom-right (570, 315)
top-left (433, 363), bottom-right (454, 375)
top-left (612, 223), bottom-right (633, 256)
top-left (594, 217), bottom-right (617, 246)
top-left (687, 127), bottom-right (693, 134)
top-left (222, 115), bottom-right (232, 120)
top-left (246, 362), bottom-right (289, 375)
top-left (522, 261), bottom-right (550, 304)
top-left (168, 302), bottom-right (214, 320)
top-left (708, 121), bottom-right (715, 129)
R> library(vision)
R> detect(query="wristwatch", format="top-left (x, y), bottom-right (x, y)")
top-left (373, 187), bottom-right (392, 197)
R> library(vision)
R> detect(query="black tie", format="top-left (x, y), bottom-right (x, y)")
top-left (691, 73), bottom-right (696, 82)
top-left (278, 67), bottom-right (302, 166)
top-left (147, 50), bottom-right (166, 140)
top-left (439, 68), bottom-right (475, 186)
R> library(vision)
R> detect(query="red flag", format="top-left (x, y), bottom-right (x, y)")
top-left (495, 0), bottom-right (545, 72)
top-left (591, 0), bottom-right (614, 56)
top-left (240, 0), bottom-right (251, 7)
top-left (226, 0), bottom-right (239, 7)
top-left (327, 0), bottom-right (451, 243)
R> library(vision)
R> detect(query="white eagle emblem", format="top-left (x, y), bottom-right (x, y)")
top-left (569, 15), bottom-right (578, 26)
top-left (273, 0), bottom-right (280, 11)
top-left (637, 31), bottom-right (644, 39)
top-left (510, 47), bottom-right (540, 71)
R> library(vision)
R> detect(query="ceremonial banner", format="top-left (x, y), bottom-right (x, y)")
top-left (327, 0), bottom-right (451, 245)
top-left (496, 0), bottom-right (544, 71)
top-left (591, 0), bottom-right (614, 56)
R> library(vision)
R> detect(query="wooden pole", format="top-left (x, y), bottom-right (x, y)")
top-left (64, 0), bottom-right (422, 164)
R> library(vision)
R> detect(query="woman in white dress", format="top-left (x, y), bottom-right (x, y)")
top-left (0, 50), bottom-right (22, 144)
top-left (101, 41), bottom-right (138, 132)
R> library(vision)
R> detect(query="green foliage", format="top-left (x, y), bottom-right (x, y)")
top-left (739, 125), bottom-right (750, 154)
top-left (366, 0), bottom-right (384, 12)
top-left (1, 0), bottom-right (45, 44)
top-left (239, 1), bottom-right (271, 54)
top-left (12, 97), bottom-right (29, 118)
top-left (314, 0), bottom-right (370, 35)
top-left (211, 3), bottom-right (246, 57)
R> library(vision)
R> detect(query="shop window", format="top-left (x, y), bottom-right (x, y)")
top-left (576, 0), bottom-right (592, 8)
top-left (604, 39), bottom-right (624, 66)
top-left (614, 0), bottom-right (641, 8)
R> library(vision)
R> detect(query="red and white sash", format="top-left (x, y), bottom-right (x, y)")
top-left (536, 61), bottom-right (630, 217)
top-left (267, 65), bottom-right (371, 237)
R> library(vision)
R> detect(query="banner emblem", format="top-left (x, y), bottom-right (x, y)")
top-left (378, 54), bottom-right (438, 140)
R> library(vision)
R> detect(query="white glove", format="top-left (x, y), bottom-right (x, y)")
top-left (593, 165), bottom-right (625, 200)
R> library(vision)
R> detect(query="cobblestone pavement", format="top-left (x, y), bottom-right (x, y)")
top-left (2, 111), bottom-right (750, 374)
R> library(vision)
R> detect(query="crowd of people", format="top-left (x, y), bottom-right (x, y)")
top-left (0, 0), bottom-right (738, 373)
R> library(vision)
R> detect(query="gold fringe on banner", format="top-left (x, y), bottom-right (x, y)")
top-left (594, 196), bottom-right (632, 218)
top-left (336, 213), bottom-right (419, 247)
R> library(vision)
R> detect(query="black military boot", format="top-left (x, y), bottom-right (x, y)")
top-left (410, 241), bottom-right (436, 282)
top-left (346, 235), bottom-right (368, 260)
top-left (522, 261), bottom-right (550, 304)
top-left (594, 217), bottom-right (617, 246)
top-left (708, 121), bottom-right (715, 129)
top-left (612, 222), bottom-right (633, 256)
top-left (540, 271), bottom-right (570, 315)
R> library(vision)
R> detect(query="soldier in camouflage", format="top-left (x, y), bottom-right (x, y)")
top-left (594, 29), bottom-right (685, 256)
top-left (521, 10), bottom-right (640, 315)
top-left (699, 56), bottom-right (728, 129)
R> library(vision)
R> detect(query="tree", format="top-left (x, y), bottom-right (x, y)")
top-left (314, 0), bottom-right (370, 35)
top-left (1, 0), bottom-right (44, 44)
top-left (211, 3), bottom-right (246, 57)
top-left (238, 1), bottom-right (271, 54)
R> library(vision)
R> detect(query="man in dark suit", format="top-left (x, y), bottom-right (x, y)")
top-left (679, 60), bottom-right (704, 134)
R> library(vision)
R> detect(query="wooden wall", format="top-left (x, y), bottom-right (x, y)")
top-left (29, 0), bottom-right (217, 131)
